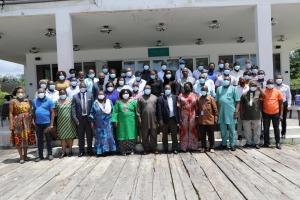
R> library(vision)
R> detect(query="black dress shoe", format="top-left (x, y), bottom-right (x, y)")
top-left (173, 150), bottom-right (178, 154)
top-left (262, 144), bottom-right (269, 148)
top-left (230, 146), bottom-right (236, 151)
top-left (78, 152), bottom-right (85, 157)
top-left (254, 145), bottom-right (260, 149)
top-left (276, 143), bottom-right (282, 150)
top-left (221, 145), bottom-right (228, 150)
top-left (68, 152), bottom-right (73, 157)
top-left (87, 152), bottom-right (95, 156)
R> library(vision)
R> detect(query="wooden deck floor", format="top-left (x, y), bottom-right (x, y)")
top-left (1, 145), bottom-right (300, 200)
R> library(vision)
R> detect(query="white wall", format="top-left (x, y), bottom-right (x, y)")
top-left (25, 42), bottom-right (289, 98)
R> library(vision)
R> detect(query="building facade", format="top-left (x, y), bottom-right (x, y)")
top-left (0, 0), bottom-right (299, 98)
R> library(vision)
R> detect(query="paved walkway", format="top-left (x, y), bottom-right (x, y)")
top-left (0, 145), bottom-right (300, 200)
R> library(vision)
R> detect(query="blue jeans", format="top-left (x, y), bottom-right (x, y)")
top-left (219, 123), bottom-right (236, 147)
top-left (36, 124), bottom-right (52, 159)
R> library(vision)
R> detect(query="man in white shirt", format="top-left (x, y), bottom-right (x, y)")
top-left (194, 73), bottom-right (216, 97)
top-left (125, 67), bottom-right (136, 87)
top-left (134, 71), bottom-right (147, 93)
top-left (230, 62), bottom-right (244, 86)
top-left (275, 74), bottom-right (292, 138)
top-left (175, 59), bottom-right (193, 81)
top-left (193, 64), bottom-right (204, 80)
top-left (157, 62), bottom-right (168, 82)
top-left (66, 77), bottom-right (80, 99)
top-left (46, 81), bottom-right (59, 103)
top-left (177, 68), bottom-right (195, 92)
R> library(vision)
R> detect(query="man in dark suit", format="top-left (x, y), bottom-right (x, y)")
top-left (72, 82), bottom-right (94, 156)
top-left (157, 84), bottom-right (179, 154)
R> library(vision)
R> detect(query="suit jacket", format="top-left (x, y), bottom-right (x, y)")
top-left (157, 94), bottom-right (179, 123)
top-left (71, 92), bottom-right (94, 124)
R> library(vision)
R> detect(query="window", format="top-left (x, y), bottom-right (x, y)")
top-left (74, 63), bottom-right (83, 75)
top-left (235, 55), bottom-right (250, 69)
top-left (83, 62), bottom-right (96, 74)
top-left (167, 59), bottom-right (179, 71)
top-left (196, 57), bottom-right (209, 67)
top-left (219, 55), bottom-right (234, 64)
top-left (152, 60), bottom-right (164, 72)
top-left (181, 58), bottom-right (193, 71)
top-left (273, 53), bottom-right (281, 78)
top-left (123, 61), bottom-right (135, 71)
top-left (250, 54), bottom-right (257, 66)
top-left (137, 60), bottom-right (150, 72)
top-left (36, 65), bottom-right (51, 87)
top-left (51, 64), bottom-right (58, 82)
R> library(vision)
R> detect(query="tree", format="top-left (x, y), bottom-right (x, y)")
top-left (290, 49), bottom-right (300, 90)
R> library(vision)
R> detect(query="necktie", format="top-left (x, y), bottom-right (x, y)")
top-left (82, 93), bottom-right (87, 115)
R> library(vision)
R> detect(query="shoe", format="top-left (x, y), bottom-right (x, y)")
top-left (173, 150), bottom-right (178, 154)
top-left (276, 143), bottom-right (282, 150)
top-left (68, 152), bottom-right (73, 157)
top-left (154, 151), bottom-right (159, 154)
top-left (78, 152), bottom-right (85, 157)
top-left (230, 146), bottom-right (236, 151)
top-left (238, 135), bottom-right (242, 140)
top-left (281, 134), bottom-right (286, 139)
top-left (210, 149), bottom-right (215, 153)
top-left (254, 145), bottom-right (260, 149)
top-left (48, 155), bottom-right (53, 161)
top-left (87, 151), bottom-right (95, 156)
top-left (60, 153), bottom-right (67, 159)
top-left (243, 144), bottom-right (252, 148)
top-left (35, 157), bottom-right (42, 162)
top-left (200, 148), bottom-right (205, 153)
top-left (221, 145), bottom-right (227, 150)
top-left (262, 144), bottom-right (269, 148)
top-left (20, 159), bottom-right (25, 164)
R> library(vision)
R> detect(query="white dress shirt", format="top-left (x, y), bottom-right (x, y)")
top-left (175, 69), bottom-right (193, 81)
top-left (157, 71), bottom-right (165, 82)
top-left (66, 86), bottom-right (80, 99)
top-left (46, 90), bottom-right (59, 103)
top-left (167, 95), bottom-right (174, 117)
top-left (135, 79), bottom-right (147, 93)
top-left (125, 75), bottom-right (136, 87)
top-left (275, 83), bottom-right (292, 107)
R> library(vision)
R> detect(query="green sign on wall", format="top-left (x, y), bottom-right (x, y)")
top-left (148, 47), bottom-right (169, 57)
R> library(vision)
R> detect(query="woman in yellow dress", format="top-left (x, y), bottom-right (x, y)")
top-left (9, 87), bottom-right (36, 164)
top-left (55, 70), bottom-right (70, 91)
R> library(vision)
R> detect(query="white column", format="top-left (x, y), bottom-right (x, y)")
top-left (281, 50), bottom-right (291, 85)
top-left (55, 11), bottom-right (74, 73)
top-left (255, 2), bottom-right (273, 80)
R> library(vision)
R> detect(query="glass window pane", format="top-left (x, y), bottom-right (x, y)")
top-left (196, 57), bottom-right (209, 67)
top-left (137, 61), bottom-right (150, 72)
top-left (152, 60), bottom-right (164, 72)
top-left (36, 64), bottom-right (51, 88)
top-left (182, 58), bottom-right (193, 71)
top-left (219, 55), bottom-right (234, 65)
top-left (124, 61), bottom-right (136, 72)
top-left (167, 59), bottom-right (179, 71)
top-left (235, 55), bottom-right (249, 70)
top-left (83, 62), bottom-right (96, 74)
top-left (51, 64), bottom-right (58, 82)
top-left (74, 63), bottom-right (82, 75)
top-left (250, 54), bottom-right (257, 66)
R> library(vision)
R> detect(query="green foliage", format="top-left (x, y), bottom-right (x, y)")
top-left (0, 91), bottom-right (9, 107)
top-left (290, 49), bottom-right (300, 90)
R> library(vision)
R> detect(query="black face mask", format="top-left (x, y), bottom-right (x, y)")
top-left (98, 79), bottom-right (105, 85)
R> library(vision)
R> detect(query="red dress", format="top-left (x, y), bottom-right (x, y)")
top-left (178, 92), bottom-right (198, 151)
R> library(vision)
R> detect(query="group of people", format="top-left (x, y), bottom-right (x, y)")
top-left (8, 59), bottom-right (291, 164)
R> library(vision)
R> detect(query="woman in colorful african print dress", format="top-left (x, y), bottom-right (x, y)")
top-left (111, 89), bottom-right (138, 155)
top-left (9, 87), bottom-right (36, 164)
top-left (177, 82), bottom-right (199, 151)
top-left (89, 90), bottom-right (116, 156)
top-left (56, 89), bottom-right (77, 158)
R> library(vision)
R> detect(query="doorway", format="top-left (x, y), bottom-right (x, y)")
top-left (107, 61), bottom-right (123, 76)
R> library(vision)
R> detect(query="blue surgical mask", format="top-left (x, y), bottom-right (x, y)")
top-left (234, 65), bottom-right (240, 71)
top-left (161, 65), bottom-right (167, 71)
top-left (102, 68), bottom-right (108, 74)
top-left (40, 84), bottom-right (47, 89)
top-left (135, 76), bottom-right (141, 82)
top-left (224, 69), bottom-right (230, 75)
top-left (252, 69), bottom-right (258, 74)
top-left (38, 93), bottom-right (45, 99)
top-left (88, 73), bottom-right (95, 79)
top-left (165, 89), bottom-right (171, 96)
top-left (110, 74), bottom-right (116, 79)
top-left (49, 85), bottom-right (55, 90)
top-left (144, 89), bottom-right (151, 95)
top-left (126, 72), bottom-right (132, 77)
top-left (59, 75), bottom-right (65, 81)
top-left (133, 87), bottom-right (139, 92)
top-left (199, 78), bottom-right (205, 85)
top-left (223, 80), bottom-right (230, 86)
top-left (179, 64), bottom-right (185, 69)
top-left (201, 91), bottom-right (207, 96)
top-left (198, 66), bottom-right (203, 71)
top-left (218, 63), bottom-right (224, 69)
top-left (246, 63), bottom-right (252, 69)
top-left (60, 95), bottom-right (67, 100)
top-left (144, 65), bottom-right (149, 70)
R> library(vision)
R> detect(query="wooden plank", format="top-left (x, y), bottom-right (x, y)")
top-left (131, 154), bottom-right (155, 200)
top-left (258, 148), bottom-right (300, 171)
top-left (244, 148), bottom-right (300, 187)
top-left (153, 154), bottom-right (176, 200)
top-left (217, 150), bottom-right (290, 200)
top-left (27, 157), bottom-right (98, 200)
top-left (86, 156), bottom-right (127, 200)
top-left (208, 151), bottom-right (267, 200)
top-left (232, 149), bottom-right (300, 200)
top-left (66, 156), bottom-right (115, 200)
top-left (107, 155), bottom-right (141, 200)
top-left (168, 154), bottom-right (199, 200)
top-left (192, 153), bottom-right (245, 200)
top-left (8, 157), bottom-right (81, 200)
top-left (180, 153), bottom-right (220, 200)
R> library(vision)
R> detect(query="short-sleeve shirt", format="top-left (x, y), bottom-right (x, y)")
top-left (262, 88), bottom-right (283, 115)
top-left (32, 97), bottom-right (55, 125)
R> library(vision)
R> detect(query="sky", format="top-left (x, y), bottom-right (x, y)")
top-left (0, 59), bottom-right (24, 77)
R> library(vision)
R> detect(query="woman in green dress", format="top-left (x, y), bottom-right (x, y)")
top-left (56, 89), bottom-right (77, 158)
top-left (112, 89), bottom-right (138, 155)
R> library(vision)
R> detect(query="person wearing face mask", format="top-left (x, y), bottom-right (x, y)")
top-left (32, 88), bottom-right (55, 161)
top-left (175, 59), bottom-right (193, 81)
top-left (84, 69), bottom-right (99, 93)
top-left (38, 80), bottom-right (48, 90)
top-left (157, 84), bottom-right (179, 154)
top-left (141, 64), bottom-right (151, 82)
top-left (194, 73), bottom-right (216, 97)
top-left (236, 77), bottom-right (249, 140)
top-left (207, 63), bottom-right (218, 82)
top-left (112, 89), bottom-right (138, 155)
top-left (257, 70), bottom-right (266, 89)
top-left (108, 69), bottom-right (118, 86)
top-left (78, 71), bottom-right (86, 85)
top-left (120, 68), bottom-right (127, 79)
top-left (262, 79), bottom-right (283, 149)
top-left (101, 64), bottom-right (110, 81)
top-left (46, 81), bottom-right (59, 103)
top-left (243, 71), bottom-right (253, 84)
top-left (193, 63), bottom-right (204, 80)
top-left (147, 70), bottom-right (163, 97)
top-left (55, 71), bottom-right (70, 91)
top-left (105, 82), bottom-right (119, 105)
top-left (56, 89), bottom-right (77, 158)
top-left (137, 85), bottom-right (158, 154)
top-left (215, 77), bottom-right (240, 151)
top-left (177, 67), bottom-right (196, 92)
top-left (132, 82), bottom-right (142, 99)
top-left (215, 65), bottom-right (234, 88)
top-left (89, 90), bottom-right (116, 156)
top-left (134, 71), bottom-right (147, 93)
top-left (92, 72), bottom-right (107, 99)
top-left (9, 87), bottom-right (36, 164)
top-left (275, 74), bottom-right (291, 139)
top-left (177, 82), bottom-right (199, 152)
top-left (230, 62), bottom-right (244, 86)
top-left (67, 69), bottom-right (76, 81)
top-left (125, 67), bottom-right (136, 87)
top-left (240, 81), bottom-right (263, 149)
top-left (244, 59), bottom-right (252, 72)
top-left (116, 77), bottom-right (132, 93)
top-left (196, 85), bottom-right (218, 153)
top-left (66, 77), bottom-right (80, 99)
top-left (158, 62), bottom-right (168, 82)
top-left (251, 66), bottom-right (259, 80)
top-left (72, 83), bottom-right (94, 156)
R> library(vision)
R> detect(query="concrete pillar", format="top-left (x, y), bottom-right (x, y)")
top-left (55, 11), bottom-right (74, 74)
top-left (281, 50), bottom-right (291, 85)
top-left (255, 2), bottom-right (273, 80)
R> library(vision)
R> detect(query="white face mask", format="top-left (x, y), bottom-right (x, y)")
top-left (38, 93), bottom-right (45, 99)
top-left (133, 87), bottom-right (139, 92)
top-left (98, 95), bottom-right (105, 100)
top-left (250, 87), bottom-right (257, 92)
top-left (166, 74), bottom-right (172, 79)
top-left (144, 89), bottom-right (151, 95)
top-left (275, 79), bottom-right (283, 85)
top-left (110, 74), bottom-right (116, 79)
top-left (266, 84), bottom-right (274, 89)
top-left (161, 65), bottom-right (167, 71)
top-left (16, 93), bottom-right (24, 99)
top-left (71, 81), bottom-right (78, 87)
top-left (118, 81), bottom-right (124, 86)
top-left (126, 72), bottom-right (132, 77)
top-left (123, 93), bottom-right (130, 100)
top-left (70, 73), bottom-right (76, 78)
top-left (135, 77), bottom-right (141, 82)
top-left (49, 85), bottom-right (55, 91)
top-left (60, 95), bottom-right (67, 100)
top-left (258, 74), bottom-right (264, 80)
top-left (143, 65), bottom-right (149, 70)
top-left (40, 84), bottom-right (47, 89)
top-left (246, 63), bottom-right (252, 69)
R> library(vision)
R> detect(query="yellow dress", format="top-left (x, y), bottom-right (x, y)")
top-left (55, 80), bottom-right (70, 91)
